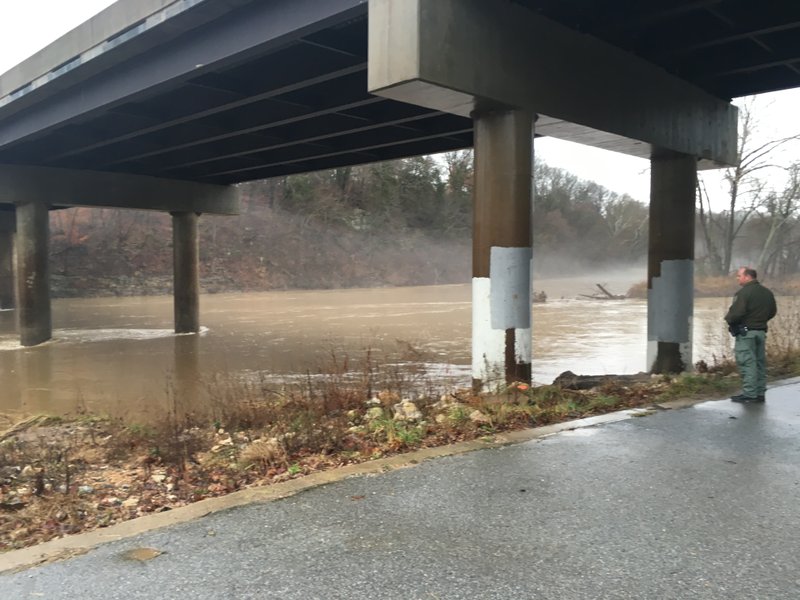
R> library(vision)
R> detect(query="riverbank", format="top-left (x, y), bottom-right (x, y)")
top-left (3, 346), bottom-right (797, 553)
top-left (3, 283), bottom-right (798, 553)
top-left (48, 204), bottom-right (473, 298)
top-left (626, 275), bottom-right (800, 298)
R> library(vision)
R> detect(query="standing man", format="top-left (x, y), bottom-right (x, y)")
top-left (725, 267), bottom-right (777, 403)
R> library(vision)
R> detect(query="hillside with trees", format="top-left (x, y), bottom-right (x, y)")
top-left (46, 97), bottom-right (800, 299)
top-left (48, 151), bottom-right (649, 297)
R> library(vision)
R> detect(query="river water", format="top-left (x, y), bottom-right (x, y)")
top-left (0, 278), bottom-right (738, 423)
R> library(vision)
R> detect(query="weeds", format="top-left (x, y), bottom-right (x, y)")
top-left (654, 373), bottom-right (735, 401)
top-left (367, 417), bottom-right (425, 449)
top-left (5, 333), bottom-right (800, 552)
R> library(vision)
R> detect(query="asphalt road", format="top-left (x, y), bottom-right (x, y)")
top-left (5, 381), bottom-right (800, 599)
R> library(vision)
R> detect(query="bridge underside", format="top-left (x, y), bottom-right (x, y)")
top-left (0, 1), bottom-right (473, 187)
top-left (7, 0), bottom-right (795, 186)
top-left (0, 0), bottom-right (797, 379)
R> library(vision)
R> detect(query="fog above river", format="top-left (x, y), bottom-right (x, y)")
top-left (533, 265), bottom-right (644, 298)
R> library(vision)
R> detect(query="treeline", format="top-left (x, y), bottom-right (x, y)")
top-left (697, 162), bottom-right (800, 278)
top-left (532, 164), bottom-right (648, 266)
top-left (248, 152), bottom-right (650, 267)
top-left (48, 151), bottom-right (652, 296)
top-left (47, 133), bottom-right (800, 299)
top-left (269, 152), bottom-right (473, 237)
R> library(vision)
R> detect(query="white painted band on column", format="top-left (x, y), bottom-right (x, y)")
top-left (647, 258), bottom-right (694, 367)
top-left (489, 246), bottom-right (532, 329)
top-left (473, 276), bottom-right (505, 381)
top-left (472, 245), bottom-right (533, 384)
top-left (647, 259), bottom-right (693, 342)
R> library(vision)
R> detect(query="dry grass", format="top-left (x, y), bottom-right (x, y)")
top-left (627, 275), bottom-right (800, 299)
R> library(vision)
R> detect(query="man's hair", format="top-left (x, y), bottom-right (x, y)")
top-left (740, 267), bottom-right (758, 279)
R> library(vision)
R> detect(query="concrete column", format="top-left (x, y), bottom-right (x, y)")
top-left (647, 151), bottom-right (697, 373)
top-left (0, 218), bottom-right (14, 310)
top-left (172, 211), bottom-right (200, 334)
top-left (472, 109), bottom-right (533, 390)
top-left (15, 200), bottom-right (51, 346)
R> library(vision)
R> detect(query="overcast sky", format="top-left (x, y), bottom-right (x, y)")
top-left (1, 0), bottom-right (799, 209)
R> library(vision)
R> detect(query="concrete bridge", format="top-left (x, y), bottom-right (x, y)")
top-left (0, 0), bottom-right (798, 388)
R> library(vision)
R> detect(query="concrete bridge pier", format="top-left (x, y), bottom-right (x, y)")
top-left (0, 213), bottom-right (14, 310)
top-left (172, 211), bottom-right (200, 334)
top-left (471, 109), bottom-right (533, 390)
top-left (0, 166), bottom-right (236, 346)
top-left (15, 200), bottom-right (51, 346)
top-left (647, 151), bottom-right (697, 373)
top-left (367, 0), bottom-right (736, 382)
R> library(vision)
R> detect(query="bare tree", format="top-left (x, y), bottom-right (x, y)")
top-left (756, 162), bottom-right (800, 275)
top-left (592, 193), bottom-right (648, 261)
top-left (696, 178), bottom-right (724, 275)
top-left (697, 98), bottom-right (800, 275)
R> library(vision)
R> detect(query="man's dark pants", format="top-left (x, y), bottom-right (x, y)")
top-left (734, 330), bottom-right (767, 398)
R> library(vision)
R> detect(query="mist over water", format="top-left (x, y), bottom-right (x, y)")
top-left (0, 279), bottom-right (735, 424)
top-left (533, 265), bottom-right (644, 298)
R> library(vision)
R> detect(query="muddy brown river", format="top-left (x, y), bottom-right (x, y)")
top-left (0, 278), bottom-right (741, 423)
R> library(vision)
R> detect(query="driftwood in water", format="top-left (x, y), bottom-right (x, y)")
top-left (578, 283), bottom-right (627, 300)
top-left (552, 370), bottom-right (651, 390)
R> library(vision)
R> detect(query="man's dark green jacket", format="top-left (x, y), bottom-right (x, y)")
top-left (724, 280), bottom-right (777, 331)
